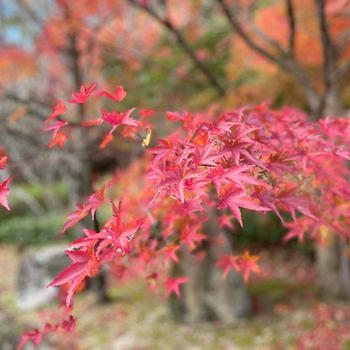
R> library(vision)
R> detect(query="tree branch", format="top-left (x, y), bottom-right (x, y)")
top-left (216, 0), bottom-right (288, 68)
top-left (216, 0), bottom-right (322, 116)
top-left (127, 0), bottom-right (226, 96)
top-left (285, 0), bottom-right (296, 55)
top-left (314, 0), bottom-right (342, 115)
top-left (315, 0), bottom-right (338, 85)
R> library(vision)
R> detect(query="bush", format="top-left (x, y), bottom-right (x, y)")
top-left (0, 214), bottom-right (67, 246)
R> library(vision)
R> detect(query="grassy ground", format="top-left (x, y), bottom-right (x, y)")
top-left (0, 245), bottom-right (349, 350)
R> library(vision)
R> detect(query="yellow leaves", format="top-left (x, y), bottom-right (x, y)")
top-left (142, 128), bottom-right (152, 147)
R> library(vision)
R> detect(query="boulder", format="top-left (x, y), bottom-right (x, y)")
top-left (16, 245), bottom-right (69, 310)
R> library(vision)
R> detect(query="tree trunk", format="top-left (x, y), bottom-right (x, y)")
top-left (323, 84), bottom-right (345, 116)
top-left (315, 96), bottom-right (349, 300)
top-left (316, 236), bottom-right (350, 299)
top-left (169, 215), bottom-right (251, 323)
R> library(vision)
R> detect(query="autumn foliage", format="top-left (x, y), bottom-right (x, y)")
top-left (9, 80), bottom-right (349, 348)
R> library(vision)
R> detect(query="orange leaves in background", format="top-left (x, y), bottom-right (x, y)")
top-left (0, 47), bottom-right (37, 86)
top-left (255, 0), bottom-right (348, 66)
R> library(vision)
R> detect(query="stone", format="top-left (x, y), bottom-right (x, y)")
top-left (16, 245), bottom-right (69, 310)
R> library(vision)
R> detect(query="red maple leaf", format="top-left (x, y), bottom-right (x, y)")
top-left (0, 178), bottom-right (10, 210)
top-left (216, 251), bottom-right (260, 281)
top-left (48, 131), bottom-right (68, 148)
top-left (17, 329), bottom-right (42, 349)
top-left (44, 99), bottom-right (66, 124)
top-left (192, 142), bottom-right (223, 167)
top-left (166, 111), bottom-right (191, 124)
top-left (163, 243), bottom-right (180, 264)
top-left (69, 83), bottom-right (96, 104)
top-left (45, 120), bottom-right (68, 138)
top-left (86, 184), bottom-right (107, 218)
top-left (140, 109), bottom-right (155, 118)
top-left (218, 186), bottom-right (270, 226)
top-left (180, 223), bottom-right (206, 250)
top-left (81, 118), bottom-right (103, 127)
top-left (61, 315), bottom-right (76, 332)
top-left (90, 201), bottom-right (144, 255)
top-left (62, 204), bottom-right (89, 232)
top-left (99, 86), bottom-right (127, 102)
top-left (216, 254), bottom-right (239, 277)
top-left (100, 132), bottom-right (114, 149)
top-left (217, 214), bottom-right (234, 229)
top-left (237, 251), bottom-right (260, 282)
top-left (48, 243), bottom-right (99, 307)
top-left (164, 277), bottom-right (189, 297)
top-left (0, 150), bottom-right (8, 169)
top-left (101, 108), bottom-right (138, 129)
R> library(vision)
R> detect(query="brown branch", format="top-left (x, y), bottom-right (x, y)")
top-left (314, 0), bottom-right (341, 115)
top-left (127, 0), bottom-right (226, 96)
top-left (286, 0), bottom-right (296, 55)
top-left (93, 212), bottom-right (101, 232)
top-left (216, 0), bottom-right (288, 68)
top-left (245, 1), bottom-right (286, 56)
top-left (315, 0), bottom-right (338, 83)
top-left (14, 0), bottom-right (44, 29)
top-left (216, 0), bottom-right (322, 116)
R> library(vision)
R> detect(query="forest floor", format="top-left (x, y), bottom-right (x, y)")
top-left (0, 245), bottom-right (349, 350)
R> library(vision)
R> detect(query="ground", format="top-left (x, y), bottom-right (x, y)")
top-left (0, 245), bottom-right (349, 350)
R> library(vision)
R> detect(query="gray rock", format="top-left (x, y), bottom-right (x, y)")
top-left (16, 245), bottom-right (69, 310)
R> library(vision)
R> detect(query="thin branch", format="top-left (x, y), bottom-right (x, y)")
top-left (315, 0), bottom-right (338, 81)
top-left (216, 0), bottom-right (287, 68)
top-left (127, 0), bottom-right (226, 96)
top-left (314, 0), bottom-right (340, 115)
top-left (286, 0), bottom-right (296, 55)
top-left (216, 0), bottom-right (322, 115)
top-left (245, 1), bottom-right (286, 56)
top-left (14, 0), bottom-right (44, 30)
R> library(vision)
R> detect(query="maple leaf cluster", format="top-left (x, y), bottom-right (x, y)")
top-left (18, 83), bottom-right (349, 348)
top-left (17, 314), bottom-right (76, 350)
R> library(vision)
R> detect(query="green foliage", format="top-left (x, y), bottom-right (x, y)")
top-left (0, 214), bottom-right (69, 246)
top-left (15, 181), bottom-right (69, 206)
top-left (231, 211), bottom-right (314, 257)
top-left (233, 210), bottom-right (287, 247)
